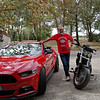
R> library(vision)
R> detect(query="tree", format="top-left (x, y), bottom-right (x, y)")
top-left (80, 0), bottom-right (100, 42)
top-left (0, 0), bottom-right (100, 42)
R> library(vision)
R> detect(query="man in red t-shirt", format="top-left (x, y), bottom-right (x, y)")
top-left (43, 27), bottom-right (73, 81)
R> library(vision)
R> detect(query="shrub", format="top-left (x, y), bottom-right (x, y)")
top-left (93, 33), bottom-right (100, 42)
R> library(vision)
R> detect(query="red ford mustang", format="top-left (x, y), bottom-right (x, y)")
top-left (0, 42), bottom-right (59, 99)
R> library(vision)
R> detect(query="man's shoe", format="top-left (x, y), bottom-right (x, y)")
top-left (66, 76), bottom-right (71, 82)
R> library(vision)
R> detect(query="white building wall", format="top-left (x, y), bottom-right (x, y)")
top-left (0, 34), bottom-right (11, 49)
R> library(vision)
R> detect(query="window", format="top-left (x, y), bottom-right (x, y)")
top-left (0, 43), bottom-right (42, 56)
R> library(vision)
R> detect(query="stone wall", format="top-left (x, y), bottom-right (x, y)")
top-left (0, 34), bottom-right (11, 49)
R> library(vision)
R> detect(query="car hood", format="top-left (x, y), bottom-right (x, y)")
top-left (0, 55), bottom-right (41, 73)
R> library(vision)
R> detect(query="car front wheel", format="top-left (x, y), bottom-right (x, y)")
top-left (38, 67), bottom-right (46, 95)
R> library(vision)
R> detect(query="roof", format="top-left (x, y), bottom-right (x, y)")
top-left (0, 30), bottom-right (11, 38)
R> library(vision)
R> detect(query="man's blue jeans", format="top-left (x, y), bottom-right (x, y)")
top-left (60, 53), bottom-right (70, 77)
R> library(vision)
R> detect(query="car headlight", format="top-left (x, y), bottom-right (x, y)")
top-left (19, 68), bottom-right (37, 77)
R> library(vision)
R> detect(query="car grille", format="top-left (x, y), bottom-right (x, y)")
top-left (0, 75), bottom-right (17, 84)
top-left (0, 90), bottom-right (15, 96)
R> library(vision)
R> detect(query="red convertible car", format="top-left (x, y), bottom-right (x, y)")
top-left (0, 42), bottom-right (59, 99)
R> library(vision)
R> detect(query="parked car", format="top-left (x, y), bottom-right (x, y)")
top-left (0, 42), bottom-right (59, 99)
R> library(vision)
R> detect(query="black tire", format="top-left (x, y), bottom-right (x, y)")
top-left (54, 55), bottom-right (59, 72)
top-left (76, 58), bottom-right (79, 66)
top-left (73, 67), bottom-right (90, 89)
top-left (89, 65), bottom-right (92, 73)
top-left (38, 67), bottom-right (46, 95)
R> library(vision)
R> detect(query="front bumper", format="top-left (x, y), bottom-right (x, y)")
top-left (0, 71), bottom-right (39, 99)
top-left (0, 92), bottom-right (37, 100)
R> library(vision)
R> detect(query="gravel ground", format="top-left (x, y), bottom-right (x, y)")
top-left (24, 50), bottom-right (100, 100)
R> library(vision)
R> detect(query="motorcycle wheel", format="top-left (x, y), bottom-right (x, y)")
top-left (73, 67), bottom-right (90, 89)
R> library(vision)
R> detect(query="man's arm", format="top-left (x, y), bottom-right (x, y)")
top-left (68, 40), bottom-right (74, 50)
top-left (43, 33), bottom-right (57, 43)
top-left (43, 38), bottom-right (51, 43)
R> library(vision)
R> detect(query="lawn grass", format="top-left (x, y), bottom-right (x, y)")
top-left (12, 37), bottom-right (100, 51)
top-left (42, 37), bottom-right (100, 50)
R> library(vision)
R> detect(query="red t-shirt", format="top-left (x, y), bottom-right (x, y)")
top-left (50, 33), bottom-right (73, 53)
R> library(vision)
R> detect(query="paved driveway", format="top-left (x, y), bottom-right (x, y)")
top-left (24, 50), bottom-right (100, 100)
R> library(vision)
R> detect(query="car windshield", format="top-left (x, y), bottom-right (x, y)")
top-left (0, 43), bottom-right (42, 56)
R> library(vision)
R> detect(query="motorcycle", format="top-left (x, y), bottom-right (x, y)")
top-left (72, 39), bottom-right (96, 89)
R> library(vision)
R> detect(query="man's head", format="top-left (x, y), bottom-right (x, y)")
top-left (58, 27), bottom-right (64, 35)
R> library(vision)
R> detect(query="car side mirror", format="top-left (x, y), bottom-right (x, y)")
top-left (45, 49), bottom-right (53, 55)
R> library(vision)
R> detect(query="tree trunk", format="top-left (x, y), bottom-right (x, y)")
top-left (17, 29), bottom-right (21, 42)
top-left (62, 0), bottom-right (66, 28)
top-left (34, 24), bottom-right (41, 41)
top-left (70, 24), bottom-right (73, 36)
top-left (75, 13), bottom-right (79, 41)
top-left (54, 16), bottom-right (59, 32)
top-left (88, 27), bottom-right (93, 42)
top-left (86, 22), bottom-right (93, 42)
top-left (63, 9), bottom-right (66, 28)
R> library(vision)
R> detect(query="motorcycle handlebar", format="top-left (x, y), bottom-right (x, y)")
top-left (91, 48), bottom-right (96, 53)
top-left (72, 39), bottom-right (97, 53)
top-left (72, 42), bottom-right (82, 47)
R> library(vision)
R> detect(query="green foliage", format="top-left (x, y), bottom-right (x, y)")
top-left (22, 26), bottom-right (36, 40)
top-left (92, 33), bottom-right (100, 42)
top-left (94, 20), bottom-right (100, 30)
top-left (0, 0), bottom-right (100, 42)
top-left (13, 32), bottom-right (18, 41)
top-left (41, 30), bottom-right (51, 40)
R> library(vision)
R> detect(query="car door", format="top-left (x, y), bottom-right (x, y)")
top-left (45, 48), bottom-right (54, 75)
top-left (47, 53), bottom-right (54, 73)
top-left (43, 46), bottom-right (54, 76)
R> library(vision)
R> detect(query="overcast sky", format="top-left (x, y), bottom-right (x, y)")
top-left (52, 28), bottom-right (100, 37)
